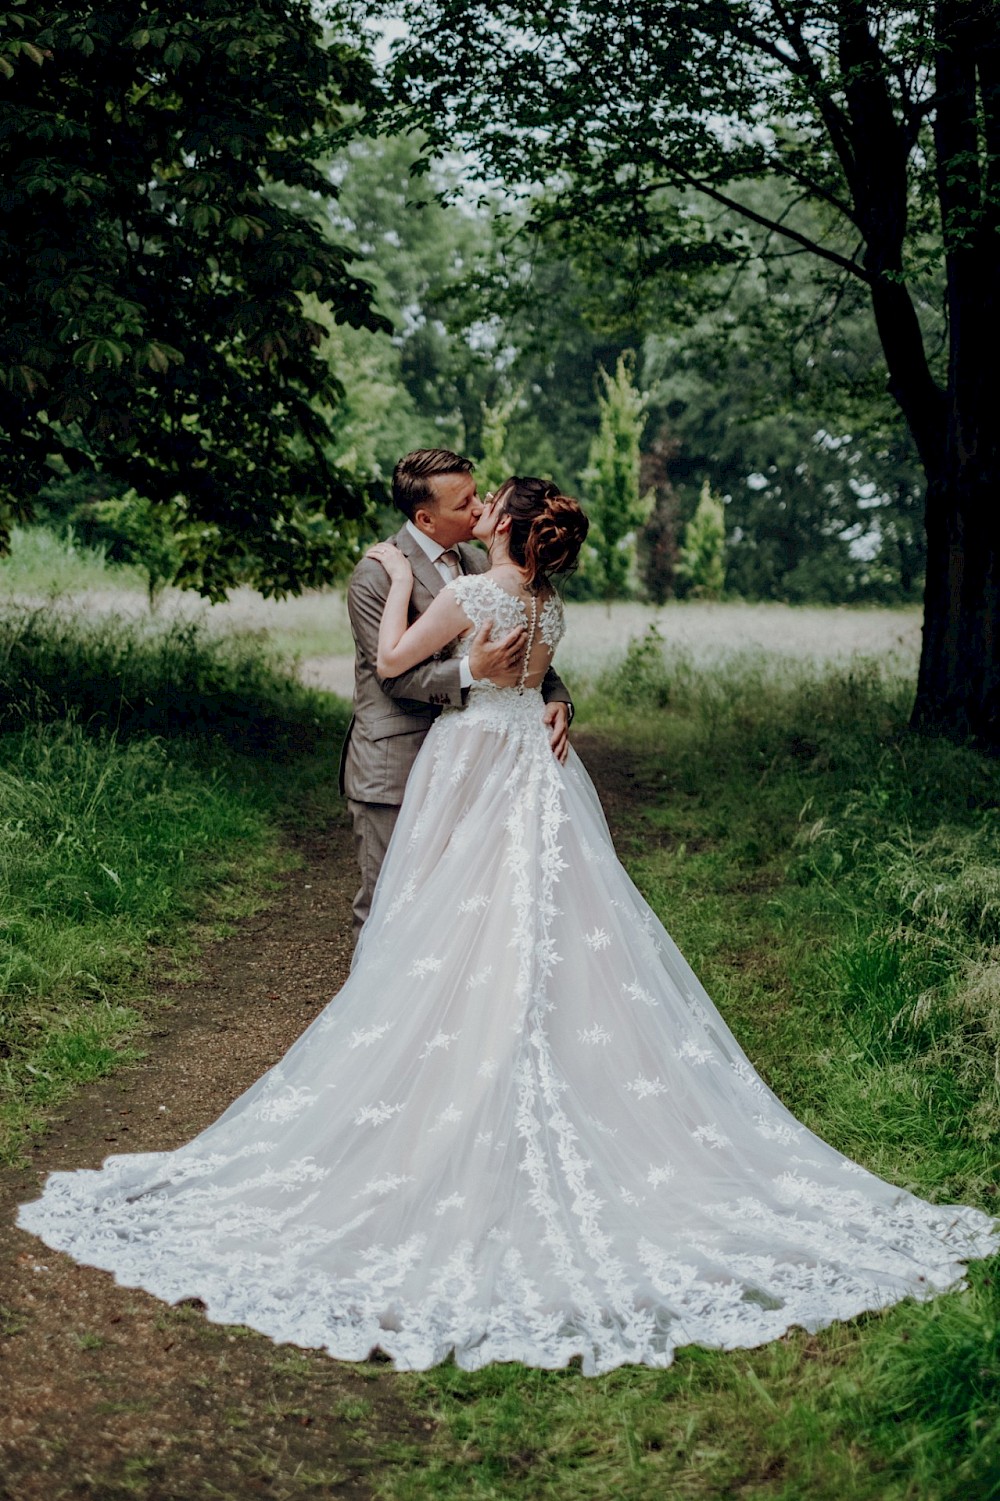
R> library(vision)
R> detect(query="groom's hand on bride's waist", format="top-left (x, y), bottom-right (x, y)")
top-left (469, 622), bottom-right (527, 687)
top-left (543, 701), bottom-right (570, 764)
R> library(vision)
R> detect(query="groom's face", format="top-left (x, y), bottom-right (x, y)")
top-left (414, 472), bottom-right (483, 548)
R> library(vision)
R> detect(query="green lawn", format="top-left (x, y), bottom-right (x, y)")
top-left (0, 524), bottom-right (147, 595)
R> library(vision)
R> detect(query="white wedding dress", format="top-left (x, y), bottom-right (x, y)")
top-left (18, 576), bottom-right (999, 1374)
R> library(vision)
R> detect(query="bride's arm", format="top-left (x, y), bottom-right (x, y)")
top-left (366, 543), bottom-right (471, 678)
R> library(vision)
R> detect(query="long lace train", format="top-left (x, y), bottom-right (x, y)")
top-left (17, 578), bottom-right (999, 1373)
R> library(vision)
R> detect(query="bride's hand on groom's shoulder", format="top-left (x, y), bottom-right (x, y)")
top-left (366, 542), bottom-right (412, 584)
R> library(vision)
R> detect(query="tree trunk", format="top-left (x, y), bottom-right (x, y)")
top-left (913, 449), bottom-right (1000, 745)
top-left (910, 3), bottom-right (1000, 747)
top-left (912, 250), bottom-right (1000, 744)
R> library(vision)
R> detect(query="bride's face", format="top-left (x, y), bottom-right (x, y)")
top-left (472, 491), bottom-right (506, 545)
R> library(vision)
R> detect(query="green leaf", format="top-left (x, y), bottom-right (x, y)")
top-left (225, 215), bottom-right (266, 242)
top-left (74, 338), bottom-right (127, 372)
top-left (187, 202), bottom-right (222, 231)
top-left (137, 342), bottom-right (184, 373)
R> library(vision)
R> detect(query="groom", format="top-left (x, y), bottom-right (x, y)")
top-left (340, 447), bottom-right (573, 937)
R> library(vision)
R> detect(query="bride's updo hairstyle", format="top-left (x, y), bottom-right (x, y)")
top-left (495, 476), bottom-right (589, 591)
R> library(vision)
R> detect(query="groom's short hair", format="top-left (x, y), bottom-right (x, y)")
top-left (393, 449), bottom-right (474, 520)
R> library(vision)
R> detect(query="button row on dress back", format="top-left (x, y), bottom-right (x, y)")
top-left (517, 594), bottom-right (538, 695)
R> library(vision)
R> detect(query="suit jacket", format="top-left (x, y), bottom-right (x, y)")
top-left (339, 524), bottom-right (572, 804)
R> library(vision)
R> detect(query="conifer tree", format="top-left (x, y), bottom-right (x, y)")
top-left (678, 481), bottom-right (726, 600)
top-left (580, 354), bottom-right (651, 601)
top-left (477, 387), bottom-right (522, 495)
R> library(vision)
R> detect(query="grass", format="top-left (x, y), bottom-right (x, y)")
top-left (0, 524), bottom-right (147, 595)
top-left (1, 523), bottom-right (358, 657)
top-left (0, 599), bottom-right (340, 749)
top-left (2, 524), bottom-right (921, 680)
top-left (0, 604), bottom-right (349, 1163)
top-left (375, 628), bottom-right (1000, 1501)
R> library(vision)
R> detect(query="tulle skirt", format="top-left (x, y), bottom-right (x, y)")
top-left (17, 688), bottom-right (999, 1373)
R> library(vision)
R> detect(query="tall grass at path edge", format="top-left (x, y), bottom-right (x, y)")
top-left (0, 602), bottom-right (349, 1164)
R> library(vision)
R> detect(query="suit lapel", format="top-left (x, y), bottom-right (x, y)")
top-left (396, 525), bottom-right (445, 601)
top-left (458, 542), bottom-right (488, 575)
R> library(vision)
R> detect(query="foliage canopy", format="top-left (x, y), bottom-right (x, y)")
top-left (0, 0), bottom-right (389, 597)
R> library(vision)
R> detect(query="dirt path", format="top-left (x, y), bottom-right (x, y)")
top-left (0, 732), bottom-right (637, 1501)
top-left (0, 813), bottom-right (427, 1501)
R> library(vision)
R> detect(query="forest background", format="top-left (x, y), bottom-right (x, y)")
top-left (31, 121), bottom-right (926, 611)
top-left (6, 10), bottom-right (927, 613)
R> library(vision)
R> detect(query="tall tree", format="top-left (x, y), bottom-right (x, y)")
top-left (638, 425), bottom-right (681, 604)
top-left (327, 135), bottom-right (498, 457)
top-left (0, 0), bottom-right (388, 597)
top-left (641, 181), bottom-right (928, 604)
top-left (580, 353), bottom-right (650, 600)
top-left (477, 386), bottom-right (522, 493)
top-left (385, 0), bottom-right (1000, 744)
top-left (644, 295), bottom-right (928, 604)
top-left (677, 481), bottom-right (727, 600)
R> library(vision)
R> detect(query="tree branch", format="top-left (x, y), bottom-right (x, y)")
top-left (761, 146), bottom-right (859, 225)
top-left (767, 0), bottom-right (860, 192)
top-left (831, 2), bottom-right (945, 471)
top-left (664, 158), bottom-right (870, 282)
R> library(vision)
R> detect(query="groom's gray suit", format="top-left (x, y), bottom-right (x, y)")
top-left (339, 523), bottom-right (571, 933)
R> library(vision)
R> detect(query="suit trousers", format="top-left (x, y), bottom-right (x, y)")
top-left (347, 799), bottom-right (401, 941)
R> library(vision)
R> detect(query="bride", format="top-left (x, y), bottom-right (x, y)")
top-left (17, 477), bottom-right (999, 1375)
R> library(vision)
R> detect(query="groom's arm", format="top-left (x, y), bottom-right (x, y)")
top-left (349, 559), bottom-right (465, 707)
top-left (540, 666), bottom-right (572, 713)
top-left (540, 666), bottom-right (574, 763)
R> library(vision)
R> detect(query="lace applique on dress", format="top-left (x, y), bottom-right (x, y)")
top-left (540, 594), bottom-right (564, 649)
top-left (445, 575), bottom-right (564, 655)
top-left (445, 575), bottom-right (525, 648)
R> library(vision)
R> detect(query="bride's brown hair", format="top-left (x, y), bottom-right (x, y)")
top-left (494, 477), bottom-right (589, 590)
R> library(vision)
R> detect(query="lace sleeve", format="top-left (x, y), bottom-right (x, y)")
top-left (445, 576), bottom-right (527, 638)
top-left (444, 575), bottom-right (490, 631)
